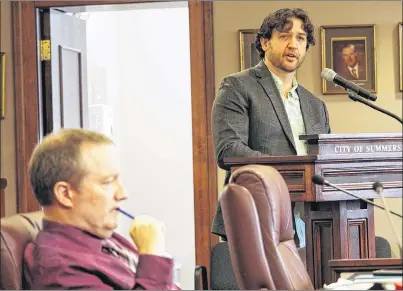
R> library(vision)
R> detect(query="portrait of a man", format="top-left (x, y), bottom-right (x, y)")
top-left (321, 25), bottom-right (376, 94)
top-left (333, 40), bottom-right (367, 81)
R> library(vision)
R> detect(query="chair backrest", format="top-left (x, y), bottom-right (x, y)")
top-left (375, 236), bottom-right (392, 258)
top-left (221, 165), bottom-right (313, 290)
top-left (0, 211), bottom-right (43, 290)
top-left (220, 183), bottom-right (275, 290)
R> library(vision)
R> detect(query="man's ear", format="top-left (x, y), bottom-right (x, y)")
top-left (260, 37), bottom-right (269, 52)
top-left (53, 181), bottom-right (74, 208)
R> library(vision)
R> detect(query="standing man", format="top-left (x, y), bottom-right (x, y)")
top-left (211, 8), bottom-right (331, 246)
top-left (24, 128), bottom-right (179, 290)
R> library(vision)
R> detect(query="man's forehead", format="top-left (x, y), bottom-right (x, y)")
top-left (276, 18), bottom-right (306, 33)
top-left (80, 143), bottom-right (119, 166)
top-left (82, 157), bottom-right (121, 181)
top-left (343, 47), bottom-right (355, 53)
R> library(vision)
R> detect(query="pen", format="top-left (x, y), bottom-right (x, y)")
top-left (117, 208), bottom-right (135, 219)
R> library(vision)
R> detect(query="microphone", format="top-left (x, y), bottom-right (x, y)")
top-left (372, 181), bottom-right (402, 253)
top-left (372, 181), bottom-right (384, 195)
top-left (321, 68), bottom-right (377, 101)
top-left (312, 175), bottom-right (403, 218)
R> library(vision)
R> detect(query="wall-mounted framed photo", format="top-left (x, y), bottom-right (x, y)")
top-left (399, 22), bottom-right (402, 91)
top-left (239, 29), bottom-right (260, 71)
top-left (321, 25), bottom-right (376, 95)
top-left (1, 52), bottom-right (5, 119)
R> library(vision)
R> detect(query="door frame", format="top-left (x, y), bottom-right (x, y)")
top-left (12, 0), bottom-right (218, 270)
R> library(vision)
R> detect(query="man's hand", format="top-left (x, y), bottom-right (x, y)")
top-left (129, 215), bottom-right (166, 255)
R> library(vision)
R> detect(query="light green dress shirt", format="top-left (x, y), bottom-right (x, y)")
top-left (270, 71), bottom-right (307, 156)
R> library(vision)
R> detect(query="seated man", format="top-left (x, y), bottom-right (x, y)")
top-left (24, 128), bottom-right (178, 290)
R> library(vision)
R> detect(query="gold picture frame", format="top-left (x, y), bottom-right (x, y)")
top-left (239, 29), bottom-right (260, 71)
top-left (399, 22), bottom-right (402, 91)
top-left (1, 52), bottom-right (5, 119)
top-left (321, 25), bottom-right (376, 95)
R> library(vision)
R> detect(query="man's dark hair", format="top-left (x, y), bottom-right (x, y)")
top-left (255, 8), bottom-right (316, 58)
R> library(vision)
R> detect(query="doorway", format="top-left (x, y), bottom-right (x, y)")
top-left (39, 3), bottom-right (195, 287)
top-left (12, 0), bottom-right (217, 283)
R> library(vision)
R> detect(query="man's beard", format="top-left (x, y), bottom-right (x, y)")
top-left (267, 44), bottom-right (305, 73)
top-left (269, 53), bottom-right (305, 73)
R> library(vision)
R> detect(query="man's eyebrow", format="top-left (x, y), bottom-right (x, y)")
top-left (100, 173), bottom-right (119, 180)
top-left (278, 31), bottom-right (307, 35)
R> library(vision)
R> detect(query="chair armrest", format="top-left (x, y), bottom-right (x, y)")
top-left (194, 265), bottom-right (208, 290)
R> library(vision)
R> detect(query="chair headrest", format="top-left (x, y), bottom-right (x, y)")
top-left (0, 212), bottom-right (43, 290)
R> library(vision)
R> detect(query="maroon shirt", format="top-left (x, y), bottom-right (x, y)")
top-left (24, 220), bottom-right (178, 290)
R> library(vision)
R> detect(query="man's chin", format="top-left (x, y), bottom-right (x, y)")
top-left (281, 65), bottom-right (297, 73)
top-left (108, 222), bottom-right (118, 230)
top-left (281, 61), bottom-right (303, 73)
top-left (103, 221), bottom-right (118, 233)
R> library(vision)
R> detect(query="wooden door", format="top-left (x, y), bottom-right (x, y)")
top-left (39, 8), bottom-right (88, 135)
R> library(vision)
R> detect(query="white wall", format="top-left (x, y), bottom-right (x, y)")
top-left (85, 2), bottom-right (195, 288)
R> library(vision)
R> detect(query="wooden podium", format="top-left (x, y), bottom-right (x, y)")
top-left (224, 133), bottom-right (402, 289)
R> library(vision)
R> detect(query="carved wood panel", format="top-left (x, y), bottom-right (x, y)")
top-left (312, 220), bottom-right (334, 288)
top-left (347, 219), bottom-right (368, 259)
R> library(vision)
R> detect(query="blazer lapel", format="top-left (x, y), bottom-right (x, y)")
top-left (298, 87), bottom-right (317, 135)
top-left (254, 61), bottom-right (296, 151)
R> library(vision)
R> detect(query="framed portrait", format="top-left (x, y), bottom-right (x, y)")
top-left (321, 25), bottom-right (376, 95)
top-left (239, 29), bottom-right (260, 71)
top-left (399, 22), bottom-right (402, 91)
top-left (1, 52), bottom-right (5, 119)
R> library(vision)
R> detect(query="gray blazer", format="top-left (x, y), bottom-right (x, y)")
top-left (211, 61), bottom-right (331, 238)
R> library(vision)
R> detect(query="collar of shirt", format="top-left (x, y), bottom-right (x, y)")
top-left (348, 63), bottom-right (359, 72)
top-left (269, 69), bottom-right (299, 100)
top-left (42, 219), bottom-right (105, 251)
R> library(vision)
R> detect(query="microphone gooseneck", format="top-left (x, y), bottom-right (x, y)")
top-left (347, 91), bottom-right (403, 124)
top-left (311, 175), bottom-right (403, 219)
top-left (371, 182), bottom-right (402, 254)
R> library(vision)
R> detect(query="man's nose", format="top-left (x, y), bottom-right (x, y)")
top-left (116, 184), bottom-right (128, 201)
top-left (288, 37), bottom-right (298, 48)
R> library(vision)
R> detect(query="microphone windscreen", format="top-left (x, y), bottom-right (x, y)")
top-left (312, 174), bottom-right (326, 185)
top-left (321, 68), bottom-right (337, 82)
top-left (372, 181), bottom-right (383, 191)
